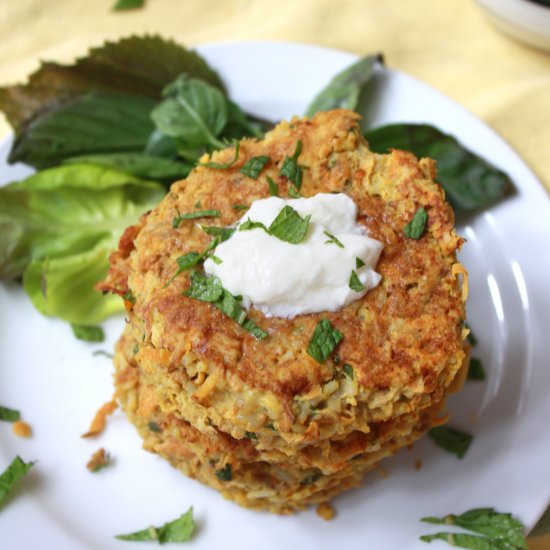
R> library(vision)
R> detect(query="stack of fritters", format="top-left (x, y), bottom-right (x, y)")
top-left (101, 110), bottom-right (468, 514)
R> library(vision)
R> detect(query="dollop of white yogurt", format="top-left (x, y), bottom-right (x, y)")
top-left (203, 193), bottom-right (383, 318)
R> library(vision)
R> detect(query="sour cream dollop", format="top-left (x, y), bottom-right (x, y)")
top-left (203, 193), bottom-right (383, 318)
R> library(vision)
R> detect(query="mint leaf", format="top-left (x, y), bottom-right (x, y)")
top-left (467, 358), bottom-right (486, 381)
top-left (116, 507), bottom-right (195, 543)
top-left (200, 226), bottom-right (236, 242)
top-left (404, 206), bottom-right (428, 240)
top-left (268, 205), bottom-right (310, 244)
top-left (113, 0), bottom-right (145, 10)
top-left (0, 456), bottom-right (34, 507)
top-left (9, 93), bottom-right (156, 169)
top-left (232, 204), bottom-right (249, 212)
top-left (0, 35), bottom-right (226, 135)
top-left (173, 209), bottom-right (220, 228)
top-left (420, 532), bottom-right (497, 549)
top-left (184, 273), bottom-right (267, 339)
top-left (349, 270), bottom-right (364, 292)
top-left (239, 219), bottom-right (269, 233)
top-left (428, 426), bottom-right (473, 459)
top-left (279, 141), bottom-right (304, 191)
top-left (198, 141), bottom-right (240, 169)
top-left (356, 257), bottom-right (365, 268)
top-left (307, 319), bottom-right (343, 363)
top-left (324, 230), bottom-right (344, 248)
top-left (71, 324), bottom-right (105, 342)
top-left (421, 508), bottom-right (528, 549)
top-left (0, 406), bottom-right (21, 422)
top-left (151, 75), bottom-right (227, 149)
top-left (300, 472), bottom-right (322, 486)
top-left (215, 464), bottom-right (232, 481)
top-left (342, 363), bottom-right (354, 379)
top-left (184, 271), bottom-right (224, 303)
top-left (240, 156), bottom-right (270, 179)
top-left (267, 175), bottom-right (279, 197)
top-left (164, 252), bottom-right (203, 287)
top-left (305, 54), bottom-right (383, 117)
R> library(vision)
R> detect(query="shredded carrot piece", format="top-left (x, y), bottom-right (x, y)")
top-left (431, 413), bottom-right (450, 427)
top-left (316, 502), bottom-right (336, 521)
top-left (82, 400), bottom-right (118, 438)
top-left (452, 262), bottom-right (469, 302)
top-left (12, 420), bottom-right (32, 438)
top-left (86, 448), bottom-right (111, 472)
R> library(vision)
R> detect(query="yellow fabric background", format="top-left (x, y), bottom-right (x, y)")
top-left (0, 0), bottom-right (548, 547)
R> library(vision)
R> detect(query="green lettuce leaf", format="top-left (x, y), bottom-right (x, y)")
top-left (0, 164), bottom-right (164, 323)
top-left (9, 93), bottom-right (156, 169)
top-left (0, 35), bottom-right (225, 133)
top-left (23, 240), bottom-right (124, 324)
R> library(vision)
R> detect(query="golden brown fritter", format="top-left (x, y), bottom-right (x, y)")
top-left (103, 109), bottom-right (467, 512)
top-left (115, 326), bottom-right (453, 513)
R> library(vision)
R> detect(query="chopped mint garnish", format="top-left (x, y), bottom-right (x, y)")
top-left (185, 272), bottom-right (267, 339)
top-left (279, 140), bottom-right (304, 192)
top-left (215, 464), bottom-right (232, 481)
top-left (342, 363), bottom-right (354, 379)
top-left (403, 206), bottom-right (428, 240)
top-left (173, 209), bottom-right (220, 228)
top-left (116, 507), bottom-right (195, 543)
top-left (240, 155), bottom-right (270, 179)
top-left (71, 324), bottom-right (105, 342)
top-left (467, 358), bottom-right (486, 381)
top-left (324, 230), bottom-right (344, 248)
top-left (420, 507), bottom-right (527, 549)
top-left (0, 406), bottom-right (20, 422)
top-left (0, 456), bottom-right (34, 507)
top-left (198, 141), bottom-right (240, 169)
top-left (428, 426), bottom-right (472, 459)
top-left (267, 175), bottom-right (279, 197)
top-left (307, 319), bottom-right (343, 363)
top-left (349, 270), bottom-right (364, 292)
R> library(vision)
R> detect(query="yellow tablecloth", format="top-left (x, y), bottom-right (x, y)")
top-left (0, 0), bottom-right (548, 547)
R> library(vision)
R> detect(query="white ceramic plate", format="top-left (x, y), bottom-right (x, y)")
top-left (1, 42), bottom-right (550, 550)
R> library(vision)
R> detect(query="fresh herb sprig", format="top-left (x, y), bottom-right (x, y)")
top-left (184, 272), bottom-right (267, 339)
top-left (279, 141), bottom-right (305, 194)
top-left (0, 456), bottom-right (34, 507)
top-left (0, 406), bottom-right (21, 423)
top-left (420, 508), bottom-right (528, 549)
top-left (239, 205), bottom-right (310, 245)
top-left (307, 319), bottom-right (343, 363)
top-left (116, 507), bottom-right (195, 543)
top-left (172, 209), bottom-right (220, 228)
top-left (428, 426), bottom-right (473, 459)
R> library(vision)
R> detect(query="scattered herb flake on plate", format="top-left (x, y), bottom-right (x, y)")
top-left (116, 507), bottom-right (195, 543)
top-left (0, 456), bottom-right (34, 507)
top-left (420, 507), bottom-right (528, 549)
top-left (0, 406), bottom-right (21, 422)
top-left (71, 324), bottom-right (105, 343)
top-left (428, 426), bottom-right (473, 459)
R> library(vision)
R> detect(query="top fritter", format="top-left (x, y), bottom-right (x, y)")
top-left (100, 109), bottom-right (466, 448)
